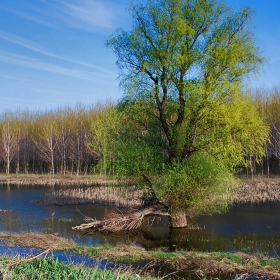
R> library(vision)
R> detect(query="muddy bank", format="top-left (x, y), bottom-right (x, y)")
top-left (0, 232), bottom-right (76, 251)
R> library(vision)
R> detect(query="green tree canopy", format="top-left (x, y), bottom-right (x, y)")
top-left (105, 0), bottom-right (269, 226)
top-left (107, 0), bottom-right (265, 163)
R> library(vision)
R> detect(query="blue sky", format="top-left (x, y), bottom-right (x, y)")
top-left (0, 0), bottom-right (279, 112)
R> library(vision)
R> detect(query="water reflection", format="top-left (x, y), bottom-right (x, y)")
top-left (139, 203), bottom-right (280, 255)
top-left (1, 184), bottom-right (280, 256)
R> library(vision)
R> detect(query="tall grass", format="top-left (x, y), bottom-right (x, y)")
top-left (41, 185), bottom-right (147, 207)
top-left (0, 256), bottom-right (157, 280)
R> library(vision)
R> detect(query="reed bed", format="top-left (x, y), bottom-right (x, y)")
top-left (232, 181), bottom-right (280, 204)
top-left (0, 174), bottom-right (115, 186)
top-left (40, 185), bottom-right (147, 207)
top-left (0, 232), bottom-right (76, 251)
top-left (40, 179), bottom-right (280, 208)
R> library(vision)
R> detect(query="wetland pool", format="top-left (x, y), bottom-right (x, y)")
top-left (0, 184), bottom-right (280, 256)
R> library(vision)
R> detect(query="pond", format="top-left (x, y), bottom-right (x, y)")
top-left (1, 184), bottom-right (280, 256)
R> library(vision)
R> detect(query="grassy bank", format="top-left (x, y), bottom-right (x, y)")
top-left (1, 232), bottom-right (280, 279)
top-left (0, 255), bottom-right (157, 280)
top-left (75, 245), bottom-right (280, 279)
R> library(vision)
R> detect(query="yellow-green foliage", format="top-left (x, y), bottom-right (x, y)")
top-left (105, 0), bottom-right (269, 215)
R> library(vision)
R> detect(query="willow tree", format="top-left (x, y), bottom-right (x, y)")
top-left (106, 0), bottom-right (268, 227)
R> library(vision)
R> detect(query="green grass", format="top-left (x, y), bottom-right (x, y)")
top-left (0, 256), bottom-right (157, 280)
top-left (1, 240), bottom-right (280, 279)
top-left (74, 244), bottom-right (280, 267)
top-left (1, 247), bottom-right (280, 279)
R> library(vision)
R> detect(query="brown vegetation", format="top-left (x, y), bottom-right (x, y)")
top-left (232, 179), bottom-right (280, 204)
top-left (41, 185), bottom-right (146, 207)
top-left (65, 178), bottom-right (280, 233)
top-left (80, 245), bottom-right (280, 279)
top-left (0, 174), bottom-right (114, 186)
top-left (72, 206), bottom-right (168, 233)
top-left (1, 232), bottom-right (280, 279)
top-left (164, 252), bottom-right (280, 279)
top-left (0, 232), bottom-right (76, 251)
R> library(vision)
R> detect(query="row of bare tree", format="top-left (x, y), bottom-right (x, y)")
top-left (0, 104), bottom-right (107, 175)
top-left (251, 85), bottom-right (280, 177)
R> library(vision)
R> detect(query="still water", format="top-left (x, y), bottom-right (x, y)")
top-left (1, 184), bottom-right (280, 255)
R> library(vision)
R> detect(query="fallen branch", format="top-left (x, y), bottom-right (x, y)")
top-left (0, 249), bottom-right (51, 266)
top-left (72, 205), bottom-right (169, 233)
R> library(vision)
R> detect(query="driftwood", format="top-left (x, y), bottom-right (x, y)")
top-left (72, 205), bottom-right (169, 233)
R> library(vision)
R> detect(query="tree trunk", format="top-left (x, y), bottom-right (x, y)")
top-left (170, 211), bottom-right (187, 228)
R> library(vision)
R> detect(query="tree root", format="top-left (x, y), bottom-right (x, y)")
top-left (72, 205), bottom-right (169, 233)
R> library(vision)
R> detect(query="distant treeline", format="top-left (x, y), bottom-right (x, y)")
top-left (0, 103), bottom-right (105, 175)
top-left (0, 87), bottom-right (279, 177)
top-left (250, 85), bottom-right (280, 177)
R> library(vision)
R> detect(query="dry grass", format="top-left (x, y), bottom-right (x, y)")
top-left (94, 244), bottom-right (151, 261)
top-left (0, 174), bottom-right (116, 186)
top-left (79, 245), bottom-right (280, 279)
top-left (41, 185), bottom-right (147, 207)
top-left (0, 232), bottom-right (76, 251)
top-left (232, 179), bottom-right (280, 204)
top-left (2, 174), bottom-right (280, 205)
top-left (1, 231), bottom-right (280, 279)
top-left (164, 252), bottom-right (280, 279)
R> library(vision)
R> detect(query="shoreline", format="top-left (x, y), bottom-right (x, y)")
top-left (0, 173), bottom-right (280, 183)
top-left (1, 173), bottom-right (280, 186)
top-left (0, 232), bottom-right (280, 279)
top-left (1, 177), bottom-right (280, 278)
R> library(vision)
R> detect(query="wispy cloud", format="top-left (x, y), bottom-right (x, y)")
top-left (10, 9), bottom-right (57, 28)
top-left (0, 31), bottom-right (116, 77)
top-left (57, 0), bottom-right (115, 31)
top-left (0, 51), bottom-right (113, 83)
top-left (0, 74), bottom-right (33, 83)
top-left (1, 0), bottom-right (119, 32)
top-left (0, 0), bottom-right (58, 28)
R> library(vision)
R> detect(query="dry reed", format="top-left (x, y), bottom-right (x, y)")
top-left (0, 249), bottom-right (51, 266)
top-left (0, 174), bottom-right (115, 186)
top-left (0, 232), bottom-right (76, 251)
top-left (40, 185), bottom-right (147, 207)
top-left (231, 181), bottom-right (280, 204)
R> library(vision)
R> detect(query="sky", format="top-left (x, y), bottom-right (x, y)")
top-left (0, 0), bottom-right (279, 112)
